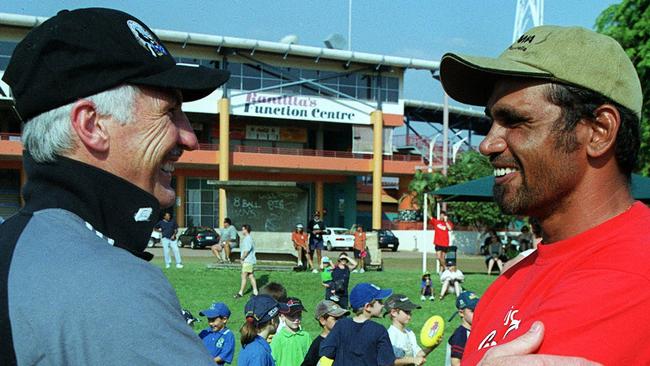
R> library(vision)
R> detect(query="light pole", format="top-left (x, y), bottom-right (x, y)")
top-left (421, 133), bottom-right (440, 274)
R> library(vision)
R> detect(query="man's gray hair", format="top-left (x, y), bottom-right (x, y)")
top-left (22, 84), bottom-right (140, 162)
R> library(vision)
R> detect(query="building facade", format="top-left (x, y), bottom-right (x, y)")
top-left (0, 12), bottom-right (487, 231)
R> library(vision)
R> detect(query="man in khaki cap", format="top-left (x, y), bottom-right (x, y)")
top-left (440, 25), bottom-right (649, 365)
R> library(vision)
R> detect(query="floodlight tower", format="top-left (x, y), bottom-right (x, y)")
top-left (513, 0), bottom-right (544, 42)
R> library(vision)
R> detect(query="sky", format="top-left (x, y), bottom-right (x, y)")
top-left (1, 0), bottom-right (617, 133)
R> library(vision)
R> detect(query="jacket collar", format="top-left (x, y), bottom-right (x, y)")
top-left (21, 151), bottom-right (160, 261)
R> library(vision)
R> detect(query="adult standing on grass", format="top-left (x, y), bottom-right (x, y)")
top-left (430, 211), bottom-right (453, 272)
top-left (352, 224), bottom-right (366, 273)
top-left (212, 217), bottom-right (238, 263)
top-left (235, 224), bottom-right (258, 299)
top-left (440, 25), bottom-right (650, 365)
top-left (0, 7), bottom-right (230, 365)
top-left (155, 212), bottom-right (183, 269)
top-left (307, 211), bottom-right (325, 273)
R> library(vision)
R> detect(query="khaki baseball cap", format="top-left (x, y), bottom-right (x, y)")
top-left (440, 25), bottom-right (642, 117)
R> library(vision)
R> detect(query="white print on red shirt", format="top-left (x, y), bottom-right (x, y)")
top-left (477, 307), bottom-right (522, 350)
top-left (503, 307), bottom-right (521, 339)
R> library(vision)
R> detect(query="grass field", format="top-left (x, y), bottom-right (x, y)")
top-left (157, 254), bottom-right (497, 365)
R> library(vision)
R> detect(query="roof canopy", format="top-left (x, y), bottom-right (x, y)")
top-left (431, 174), bottom-right (650, 203)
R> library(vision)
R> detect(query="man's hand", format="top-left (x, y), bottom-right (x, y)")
top-left (478, 322), bottom-right (602, 366)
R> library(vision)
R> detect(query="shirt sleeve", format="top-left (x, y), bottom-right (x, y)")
top-left (217, 331), bottom-right (235, 363)
top-left (448, 328), bottom-right (466, 359)
top-left (377, 328), bottom-right (397, 366)
top-left (319, 322), bottom-right (340, 358)
top-left (301, 338), bottom-right (321, 366)
top-left (408, 329), bottom-right (423, 356)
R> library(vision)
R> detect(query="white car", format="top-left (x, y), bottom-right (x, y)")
top-left (323, 227), bottom-right (355, 251)
top-left (147, 230), bottom-right (162, 248)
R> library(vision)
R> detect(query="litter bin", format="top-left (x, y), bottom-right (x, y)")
top-left (364, 231), bottom-right (383, 271)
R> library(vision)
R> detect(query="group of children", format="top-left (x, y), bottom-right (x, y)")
top-left (420, 260), bottom-right (465, 302)
top-left (190, 280), bottom-right (479, 366)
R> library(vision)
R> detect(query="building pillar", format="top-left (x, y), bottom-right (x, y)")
top-left (315, 181), bottom-right (324, 216)
top-left (175, 175), bottom-right (186, 227)
top-left (218, 97), bottom-right (230, 229)
top-left (371, 110), bottom-right (383, 230)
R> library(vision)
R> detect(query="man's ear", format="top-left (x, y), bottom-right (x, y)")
top-left (585, 104), bottom-right (620, 159)
top-left (69, 100), bottom-right (110, 153)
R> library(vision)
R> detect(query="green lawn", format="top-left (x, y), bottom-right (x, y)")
top-left (158, 255), bottom-right (496, 365)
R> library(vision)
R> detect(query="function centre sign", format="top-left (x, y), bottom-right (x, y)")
top-left (230, 91), bottom-right (379, 125)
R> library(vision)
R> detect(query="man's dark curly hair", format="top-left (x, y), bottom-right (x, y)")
top-left (545, 83), bottom-right (640, 178)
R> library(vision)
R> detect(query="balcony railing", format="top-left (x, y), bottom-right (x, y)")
top-left (0, 133), bottom-right (21, 141)
top-left (197, 143), bottom-right (422, 162)
top-left (1, 134), bottom-right (422, 162)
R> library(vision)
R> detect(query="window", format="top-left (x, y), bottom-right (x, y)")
top-left (185, 178), bottom-right (219, 228)
top-left (0, 41), bottom-right (17, 70)
top-left (226, 62), bottom-right (400, 103)
top-left (174, 56), bottom-right (217, 68)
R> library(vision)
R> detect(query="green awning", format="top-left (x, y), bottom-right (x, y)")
top-left (431, 174), bottom-right (650, 203)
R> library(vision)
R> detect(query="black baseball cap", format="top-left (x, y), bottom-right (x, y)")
top-left (2, 8), bottom-right (230, 121)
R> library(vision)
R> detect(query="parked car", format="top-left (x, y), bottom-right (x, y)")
top-left (147, 230), bottom-right (162, 248)
top-left (178, 227), bottom-right (219, 249)
top-left (323, 227), bottom-right (355, 251)
top-left (377, 229), bottom-right (399, 252)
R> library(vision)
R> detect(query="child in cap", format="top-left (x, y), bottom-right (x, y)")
top-left (198, 302), bottom-right (235, 364)
top-left (420, 272), bottom-right (434, 301)
top-left (446, 291), bottom-right (479, 366)
top-left (330, 252), bottom-right (357, 309)
top-left (439, 260), bottom-right (464, 300)
top-left (239, 294), bottom-right (289, 366)
top-left (292, 223), bottom-right (313, 270)
top-left (302, 300), bottom-right (350, 366)
top-left (271, 297), bottom-right (312, 366)
top-left (320, 282), bottom-right (395, 366)
top-left (384, 294), bottom-right (432, 366)
top-left (320, 256), bottom-right (339, 302)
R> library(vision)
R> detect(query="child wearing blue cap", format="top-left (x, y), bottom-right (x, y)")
top-left (447, 291), bottom-right (479, 366)
top-left (320, 282), bottom-right (395, 366)
top-left (238, 294), bottom-right (289, 366)
top-left (198, 302), bottom-right (235, 364)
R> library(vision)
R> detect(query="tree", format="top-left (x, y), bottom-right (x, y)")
top-left (442, 150), bottom-right (512, 230)
top-left (596, 0), bottom-right (650, 175)
top-left (404, 150), bottom-right (511, 230)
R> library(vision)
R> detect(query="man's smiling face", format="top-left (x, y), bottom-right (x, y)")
top-left (480, 79), bottom-right (586, 216)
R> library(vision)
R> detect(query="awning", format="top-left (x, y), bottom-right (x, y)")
top-left (431, 174), bottom-right (650, 203)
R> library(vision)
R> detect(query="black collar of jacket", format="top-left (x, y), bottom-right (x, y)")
top-left (21, 151), bottom-right (161, 261)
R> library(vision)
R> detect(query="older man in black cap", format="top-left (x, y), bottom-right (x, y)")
top-left (0, 8), bottom-right (228, 365)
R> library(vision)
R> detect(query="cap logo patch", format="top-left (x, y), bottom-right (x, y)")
top-left (127, 20), bottom-right (167, 57)
top-left (268, 306), bottom-right (278, 318)
top-left (509, 34), bottom-right (536, 52)
top-left (134, 207), bottom-right (153, 222)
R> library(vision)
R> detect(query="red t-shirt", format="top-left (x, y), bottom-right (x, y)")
top-left (430, 218), bottom-right (453, 246)
top-left (463, 202), bottom-right (650, 365)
